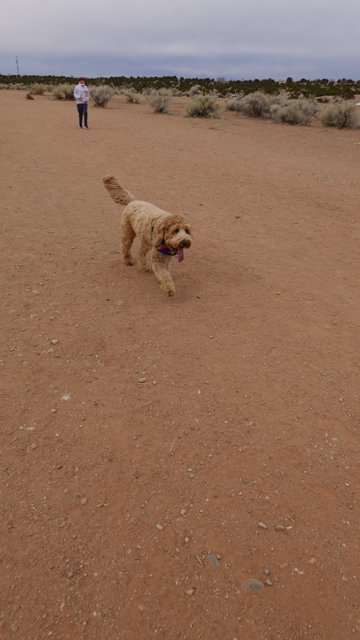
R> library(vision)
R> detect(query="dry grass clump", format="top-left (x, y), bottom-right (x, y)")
top-left (185, 95), bottom-right (221, 119)
top-left (232, 91), bottom-right (316, 125)
top-left (237, 91), bottom-right (272, 118)
top-left (26, 91), bottom-right (34, 100)
top-left (9, 83), bottom-right (26, 90)
top-left (189, 84), bottom-right (202, 97)
top-left (90, 85), bottom-right (115, 107)
top-left (30, 83), bottom-right (47, 95)
top-left (146, 89), bottom-right (172, 113)
top-left (320, 102), bottom-right (360, 129)
top-left (226, 97), bottom-right (243, 112)
top-left (122, 89), bottom-right (141, 103)
top-left (271, 99), bottom-right (317, 125)
top-left (53, 84), bottom-right (74, 100)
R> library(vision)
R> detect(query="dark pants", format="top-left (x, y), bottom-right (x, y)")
top-left (77, 103), bottom-right (88, 128)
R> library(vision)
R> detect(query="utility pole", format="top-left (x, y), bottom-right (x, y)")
top-left (15, 56), bottom-right (20, 76)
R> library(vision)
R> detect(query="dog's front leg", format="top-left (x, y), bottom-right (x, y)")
top-left (151, 252), bottom-right (175, 296)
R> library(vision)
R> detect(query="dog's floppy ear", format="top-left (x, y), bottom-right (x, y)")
top-left (153, 215), bottom-right (181, 246)
top-left (152, 218), bottom-right (167, 247)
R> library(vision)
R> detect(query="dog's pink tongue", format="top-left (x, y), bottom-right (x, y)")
top-left (177, 248), bottom-right (184, 262)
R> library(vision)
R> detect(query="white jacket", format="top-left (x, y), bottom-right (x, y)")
top-left (74, 84), bottom-right (90, 104)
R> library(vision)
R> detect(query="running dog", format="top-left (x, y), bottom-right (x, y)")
top-left (103, 175), bottom-right (192, 296)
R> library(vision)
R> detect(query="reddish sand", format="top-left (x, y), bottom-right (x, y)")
top-left (1, 90), bottom-right (360, 639)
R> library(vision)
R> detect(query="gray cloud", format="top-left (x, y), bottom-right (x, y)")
top-left (1, 0), bottom-right (359, 79)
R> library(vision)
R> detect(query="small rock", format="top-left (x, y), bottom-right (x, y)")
top-left (155, 523), bottom-right (164, 531)
top-left (243, 578), bottom-right (264, 592)
top-left (180, 509), bottom-right (187, 516)
top-left (208, 553), bottom-right (221, 567)
top-left (257, 521), bottom-right (268, 529)
top-left (185, 588), bottom-right (195, 596)
top-left (80, 497), bottom-right (88, 505)
top-left (138, 378), bottom-right (147, 383)
top-left (50, 339), bottom-right (59, 345)
top-left (265, 578), bottom-right (273, 586)
top-left (275, 524), bottom-right (286, 531)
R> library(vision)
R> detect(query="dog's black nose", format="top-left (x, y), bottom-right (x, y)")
top-left (180, 239), bottom-right (191, 248)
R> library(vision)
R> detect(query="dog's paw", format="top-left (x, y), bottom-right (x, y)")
top-left (163, 284), bottom-right (175, 297)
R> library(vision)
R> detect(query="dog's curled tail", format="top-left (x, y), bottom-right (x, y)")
top-left (103, 175), bottom-right (135, 206)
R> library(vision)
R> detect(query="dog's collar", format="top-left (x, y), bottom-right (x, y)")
top-left (157, 244), bottom-right (178, 256)
top-left (157, 244), bottom-right (185, 262)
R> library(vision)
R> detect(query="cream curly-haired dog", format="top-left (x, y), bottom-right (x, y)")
top-left (103, 176), bottom-right (192, 296)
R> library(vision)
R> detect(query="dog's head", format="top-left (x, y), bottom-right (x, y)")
top-left (153, 215), bottom-right (192, 251)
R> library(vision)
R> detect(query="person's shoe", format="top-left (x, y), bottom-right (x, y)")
top-left (84, 126), bottom-right (89, 129)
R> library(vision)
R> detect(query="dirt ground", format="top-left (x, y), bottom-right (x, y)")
top-left (1, 89), bottom-right (360, 640)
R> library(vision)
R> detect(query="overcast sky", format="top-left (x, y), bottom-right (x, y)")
top-left (1, 0), bottom-right (359, 80)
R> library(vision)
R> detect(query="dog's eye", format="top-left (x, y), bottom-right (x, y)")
top-left (174, 227), bottom-right (180, 233)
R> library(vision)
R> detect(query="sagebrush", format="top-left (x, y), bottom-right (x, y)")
top-left (146, 89), bottom-right (172, 113)
top-left (90, 85), bottom-right (115, 107)
top-left (271, 99), bottom-right (317, 125)
top-left (122, 89), bottom-right (141, 103)
top-left (30, 83), bottom-right (47, 95)
top-left (186, 95), bottom-right (221, 119)
top-left (320, 102), bottom-right (360, 129)
top-left (53, 84), bottom-right (74, 100)
top-left (237, 91), bottom-right (272, 118)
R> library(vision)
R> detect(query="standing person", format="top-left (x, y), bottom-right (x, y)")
top-left (73, 78), bottom-right (90, 129)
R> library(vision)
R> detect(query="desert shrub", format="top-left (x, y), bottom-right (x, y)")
top-left (122, 89), bottom-right (141, 103)
top-left (185, 95), bottom-right (221, 118)
top-left (31, 83), bottom-right (46, 95)
top-left (237, 91), bottom-right (272, 118)
top-left (8, 83), bottom-right (26, 90)
top-left (146, 89), bottom-right (172, 113)
top-left (320, 102), bottom-right (360, 129)
top-left (53, 84), bottom-right (74, 100)
top-left (90, 85), bottom-right (115, 107)
top-left (271, 99), bottom-right (316, 125)
top-left (226, 97), bottom-right (243, 112)
top-left (26, 91), bottom-right (34, 100)
top-left (189, 84), bottom-right (202, 97)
